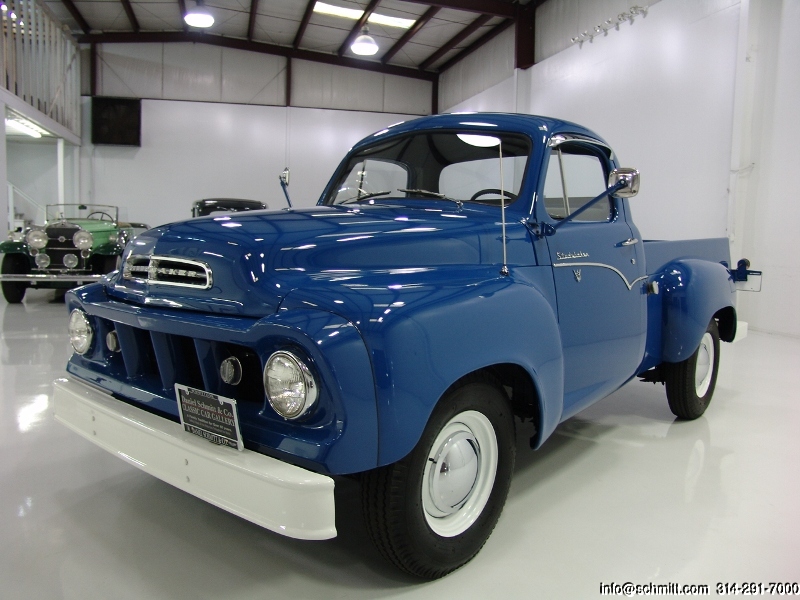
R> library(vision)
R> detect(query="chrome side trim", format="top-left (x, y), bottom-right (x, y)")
top-left (548, 133), bottom-right (611, 151)
top-left (554, 262), bottom-right (648, 291)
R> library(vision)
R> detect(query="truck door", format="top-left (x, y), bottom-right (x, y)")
top-left (540, 141), bottom-right (647, 418)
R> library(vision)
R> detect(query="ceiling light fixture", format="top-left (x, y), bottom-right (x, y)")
top-left (351, 26), bottom-right (379, 56)
top-left (313, 2), bottom-right (414, 29)
top-left (184, 0), bottom-right (214, 28)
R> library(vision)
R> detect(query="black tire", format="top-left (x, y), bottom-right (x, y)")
top-left (665, 319), bottom-right (720, 420)
top-left (1, 254), bottom-right (30, 304)
top-left (361, 376), bottom-right (516, 579)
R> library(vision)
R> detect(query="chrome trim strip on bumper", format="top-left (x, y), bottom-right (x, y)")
top-left (0, 274), bottom-right (105, 282)
top-left (52, 377), bottom-right (337, 540)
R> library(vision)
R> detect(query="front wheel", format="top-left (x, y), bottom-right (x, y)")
top-left (665, 319), bottom-right (720, 420)
top-left (361, 377), bottom-right (516, 579)
top-left (1, 254), bottom-right (30, 304)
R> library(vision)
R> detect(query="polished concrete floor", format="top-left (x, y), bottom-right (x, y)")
top-left (2, 290), bottom-right (799, 599)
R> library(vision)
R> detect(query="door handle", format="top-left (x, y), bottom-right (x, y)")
top-left (619, 238), bottom-right (639, 246)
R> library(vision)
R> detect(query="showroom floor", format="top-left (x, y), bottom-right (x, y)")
top-left (2, 289), bottom-right (798, 599)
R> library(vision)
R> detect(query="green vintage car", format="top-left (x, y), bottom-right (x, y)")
top-left (0, 204), bottom-right (149, 303)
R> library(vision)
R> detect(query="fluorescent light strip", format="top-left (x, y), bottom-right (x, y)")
top-left (313, 2), bottom-right (415, 29)
top-left (5, 118), bottom-right (44, 138)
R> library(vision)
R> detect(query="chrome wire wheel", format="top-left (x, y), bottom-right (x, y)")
top-left (422, 410), bottom-right (498, 537)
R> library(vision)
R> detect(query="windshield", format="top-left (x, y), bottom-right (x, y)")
top-left (324, 131), bottom-right (531, 206)
top-left (46, 204), bottom-right (119, 222)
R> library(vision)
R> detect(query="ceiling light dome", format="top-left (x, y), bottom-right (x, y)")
top-left (185, 0), bottom-right (214, 28)
top-left (351, 26), bottom-right (379, 56)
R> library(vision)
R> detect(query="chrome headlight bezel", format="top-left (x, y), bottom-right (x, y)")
top-left (68, 309), bottom-right (93, 355)
top-left (263, 351), bottom-right (319, 420)
top-left (26, 228), bottom-right (47, 249)
top-left (73, 230), bottom-right (94, 250)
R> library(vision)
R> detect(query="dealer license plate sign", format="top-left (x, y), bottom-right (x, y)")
top-left (175, 385), bottom-right (243, 451)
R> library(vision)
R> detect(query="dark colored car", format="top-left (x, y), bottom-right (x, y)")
top-left (191, 198), bottom-right (268, 217)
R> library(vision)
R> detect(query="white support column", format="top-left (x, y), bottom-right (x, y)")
top-left (57, 137), bottom-right (65, 205)
top-left (0, 100), bottom-right (8, 233)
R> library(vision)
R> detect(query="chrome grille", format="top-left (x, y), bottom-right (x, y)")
top-left (123, 255), bottom-right (213, 289)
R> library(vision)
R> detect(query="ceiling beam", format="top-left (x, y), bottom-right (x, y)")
top-left (80, 32), bottom-right (438, 82)
top-left (60, 0), bottom-right (91, 35)
top-left (120, 0), bottom-right (140, 32)
top-left (247, 0), bottom-right (259, 41)
top-left (381, 5), bottom-right (439, 65)
top-left (337, 0), bottom-right (380, 57)
top-left (400, 0), bottom-right (517, 19)
top-left (419, 13), bottom-right (491, 71)
top-left (437, 18), bottom-right (513, 72)
top-left (293, 0), bottom-right (316, 49)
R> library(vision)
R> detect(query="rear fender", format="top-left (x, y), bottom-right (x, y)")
top-left (656, 259), bottom-right (736, 363)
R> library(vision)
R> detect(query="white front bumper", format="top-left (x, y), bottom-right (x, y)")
top-left (52, 377), bottom-right (336, 540)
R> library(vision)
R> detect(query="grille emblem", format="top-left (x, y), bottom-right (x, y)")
top-left (123, 255), bottom-right (213, 289)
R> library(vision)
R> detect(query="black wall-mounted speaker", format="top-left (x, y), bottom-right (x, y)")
top-left (91, 97), bottom-right (141, 147)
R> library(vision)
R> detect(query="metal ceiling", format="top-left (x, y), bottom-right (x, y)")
top-left (43, 0), bottom-right (541, 86)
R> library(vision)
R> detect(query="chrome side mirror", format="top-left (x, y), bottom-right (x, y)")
top-left (608, 168), bottom-right (640, 198)
top-left (280, 168), bottom-right (290, 186)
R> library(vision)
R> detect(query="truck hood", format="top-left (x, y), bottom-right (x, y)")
top-left (106, 203), bottom-right (531, 317)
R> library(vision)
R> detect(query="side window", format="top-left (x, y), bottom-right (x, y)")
top-left (330, 159), bottom-right (408, 204)
top-left (542, 147), bottom-right (611, 222)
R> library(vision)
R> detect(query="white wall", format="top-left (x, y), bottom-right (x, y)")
top-left (441, 0), bottom-right (799, 337)
top-left (446, 0), bottom-right (741, 243)
top-left (93, 43), bottom-right (432, 116)
top-left (735, 0), bottom-right (800, 337)
top-left (79, 98), bottom-right (419, 226)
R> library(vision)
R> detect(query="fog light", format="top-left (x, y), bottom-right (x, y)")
top-left (63, 253), bottom-right (79, 269)
top-left (35, 253), bottom-right (51, 268)
top-left (220, 357), bottom-right (242, 386)
top-left (81, 249), bottom-right (91, 259)
top-left (73, 230), bottom-right (93, 250)
top-left (106, 330), bottom-right (120, 353)
top-left (68, 309), bottom-right (93, 355)
top-left (26, 228), bottom-right (47, 249)
top-left (264, 351), bottom-right (318, 419)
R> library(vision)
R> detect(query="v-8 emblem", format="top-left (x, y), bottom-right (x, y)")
top-left (573, 269), bottom-right (582, 283)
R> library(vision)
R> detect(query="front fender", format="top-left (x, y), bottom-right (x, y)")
top-left (283, 267), bottom-right (565, 466)
top-left (0, 241), bottom-right (27, 254)
top-left (657, 259), bottom-right (736, 363)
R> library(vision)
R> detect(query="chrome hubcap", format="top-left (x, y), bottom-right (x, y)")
top-left (695, 332), bottom-right (714, 397)
top-left (427, 431), bottom-right (480, 516)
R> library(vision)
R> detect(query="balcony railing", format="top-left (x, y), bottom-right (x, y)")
top-left (1, 0), bottom-right (80, 136)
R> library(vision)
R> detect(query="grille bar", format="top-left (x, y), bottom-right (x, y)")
top-left (123, 255), bottom-right (213, 289)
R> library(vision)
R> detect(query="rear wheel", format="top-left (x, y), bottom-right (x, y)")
top-left (361, 376), bottom-right (515, 579)
top-left (665, 319), bottom-right (720, 420)
top-left (1, 254), bottom-right (30, 304)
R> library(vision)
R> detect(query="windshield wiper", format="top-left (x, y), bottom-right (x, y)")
top-left (339, 190), bottom-right (391, 204)
top-left (397, 189), bottom-right (463, 208)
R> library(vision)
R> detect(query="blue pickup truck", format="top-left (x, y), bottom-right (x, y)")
top-left (52, 113), bottom-right (758, 579)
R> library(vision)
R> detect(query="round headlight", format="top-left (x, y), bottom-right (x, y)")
top-left (73, 230), bottom-right (94, 250)
top-left (26, 229), bottom-right (47, 249)
top-left (264, 351), bottom-right (318, 419)
top-left (35, 253), bottom-right (51, 269)
top-left (68, 309), bottom-right (93, 355)
top-left (63, 253), bottom-right (79, 269)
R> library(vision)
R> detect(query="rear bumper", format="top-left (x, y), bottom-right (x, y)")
top-left (52, 377), bottom-right (336, 540)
